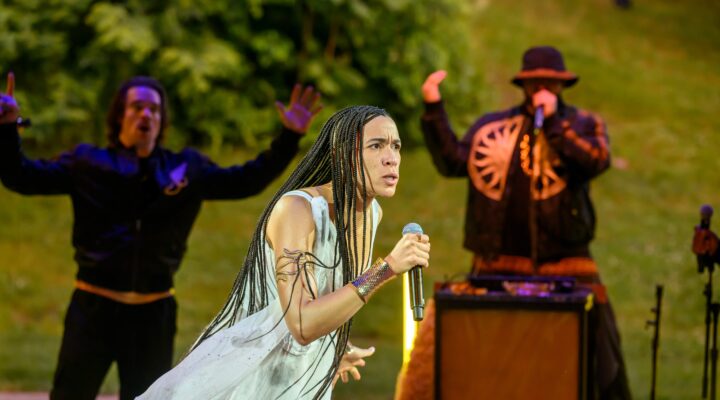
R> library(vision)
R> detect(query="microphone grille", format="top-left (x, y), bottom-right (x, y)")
top-left (402, 222), bottom-right (424, 235)
top-left (701, 204), bottom-right (714, 218)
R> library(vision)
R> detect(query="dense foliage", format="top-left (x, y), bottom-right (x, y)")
top-left (2, 0), bottom-right (720, 397)
top-left (0, 0), bottom-right (480, 150)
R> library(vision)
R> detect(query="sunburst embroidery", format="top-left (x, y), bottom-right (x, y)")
top-left (468, 115), bottom-right (566, 201)
top-left (468, 115), bottom-right (524, 201)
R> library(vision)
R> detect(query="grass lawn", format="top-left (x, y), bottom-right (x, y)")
top-left (1, 0), bottom-right (719, 399)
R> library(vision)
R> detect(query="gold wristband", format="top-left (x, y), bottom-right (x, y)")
top-left (351, 258), bottom-right (395, 302)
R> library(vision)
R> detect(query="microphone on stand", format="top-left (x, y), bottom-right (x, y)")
top-left (699, 205), bottom-right (714, 273)
top-left (402, 222), bottom-right (425, 321)
top-left (698, 204), bottom-right (717, 398)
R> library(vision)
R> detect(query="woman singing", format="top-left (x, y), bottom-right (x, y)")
top-left (139, 105), bottom-right (431, 399)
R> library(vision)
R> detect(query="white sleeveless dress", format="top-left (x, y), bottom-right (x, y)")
top-left (138, 191), bottom-right (380, 399)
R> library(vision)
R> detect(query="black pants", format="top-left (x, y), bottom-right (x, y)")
top-left (50, 290), bottom-right (177, 400)
top-left (593, 301), bottom-right (633, 400)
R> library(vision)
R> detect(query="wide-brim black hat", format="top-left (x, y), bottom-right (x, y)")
top-left (511, 46), bottom-right (579, 87)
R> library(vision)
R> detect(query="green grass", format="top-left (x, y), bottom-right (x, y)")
top-left (1, 0), bottom-right (720, 398)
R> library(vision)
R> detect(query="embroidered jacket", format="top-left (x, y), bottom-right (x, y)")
top-left (421, 100), bottom-right (610, 264)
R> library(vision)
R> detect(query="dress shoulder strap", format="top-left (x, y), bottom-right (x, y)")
top-left (282, 189), bottom-right (314, 202)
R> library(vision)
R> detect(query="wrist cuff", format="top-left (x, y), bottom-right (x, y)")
top-left (351, 258), bottom-right (395, 302)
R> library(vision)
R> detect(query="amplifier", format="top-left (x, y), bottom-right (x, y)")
top-left (434, 281), bottom-right (594, 400)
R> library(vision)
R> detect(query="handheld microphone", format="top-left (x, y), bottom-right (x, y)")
top-left (402, 222), bottom-right (425, 321)
top-left (533, 105), bottom-right (544, 134)
top-left (698, 204), bottom-right (714, 273)
top-left (17, 116), bottom-right (31, 128)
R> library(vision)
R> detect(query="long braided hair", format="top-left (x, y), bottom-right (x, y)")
top-left (192, 105), bottom-right (390, 398)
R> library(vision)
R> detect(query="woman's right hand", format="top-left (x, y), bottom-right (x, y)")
top-left (386, 233), bottom-right (431, 274)
top-left (0, 72), bottom-right (19, 124)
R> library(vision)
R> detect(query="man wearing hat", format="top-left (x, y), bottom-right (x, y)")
top-left (399, 46), bottom-right (631, 398)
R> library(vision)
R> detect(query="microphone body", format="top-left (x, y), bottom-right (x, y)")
top-left (402, 223), bottom-right (425, 321)
top-left (17, 116), bottom-right (31, 128)
top-left (533, 105), bottom-right (544, 133)
top-left (698, 204), bottom-right (714, 272)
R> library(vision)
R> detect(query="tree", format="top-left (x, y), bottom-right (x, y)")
top-left (0, 0), bottom-right (481, 150)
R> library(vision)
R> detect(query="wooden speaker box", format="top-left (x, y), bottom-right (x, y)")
top-left (434, 282), bottom-right (594, 400)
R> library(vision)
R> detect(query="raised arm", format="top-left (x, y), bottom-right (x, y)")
top-left (420, 70), bottom-right (471, 177)
top-left (0, 72), bottom-right (72, 194)
top-left (267, 195), bottom-right (430, 345)
top-left (0, 72), bottom-right (17, 124)
top-left (199, 84), bottom-right (322, 199)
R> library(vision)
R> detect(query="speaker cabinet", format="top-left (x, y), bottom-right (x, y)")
top-left (435, 286), bottom-right (593, 400)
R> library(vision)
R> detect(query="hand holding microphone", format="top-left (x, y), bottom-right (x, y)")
top-left (350, 226), bottom-right (428, 305)
top-left (386, 223), bottom-right (430, 321)
top-left (531, 88), bottom-right (557, 134)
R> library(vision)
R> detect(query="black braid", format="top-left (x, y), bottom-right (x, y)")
top-left (190, 105), bottom-right (390, 399)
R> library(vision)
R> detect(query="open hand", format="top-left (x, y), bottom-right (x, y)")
top-left (421, 70), bottom-right (447, 103)
top-left (275, 84), bottom-right (322, 135)
top-left (0, 72), bottom-right (19, 124)
top-left (333, 343), bottom-right (375, 386)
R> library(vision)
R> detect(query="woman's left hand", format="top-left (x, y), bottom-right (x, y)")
top-left (333, 343), bottom-right (375, 386)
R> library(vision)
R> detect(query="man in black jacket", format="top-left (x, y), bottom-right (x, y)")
top-left (0, 73), bottom-right (321, 400)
